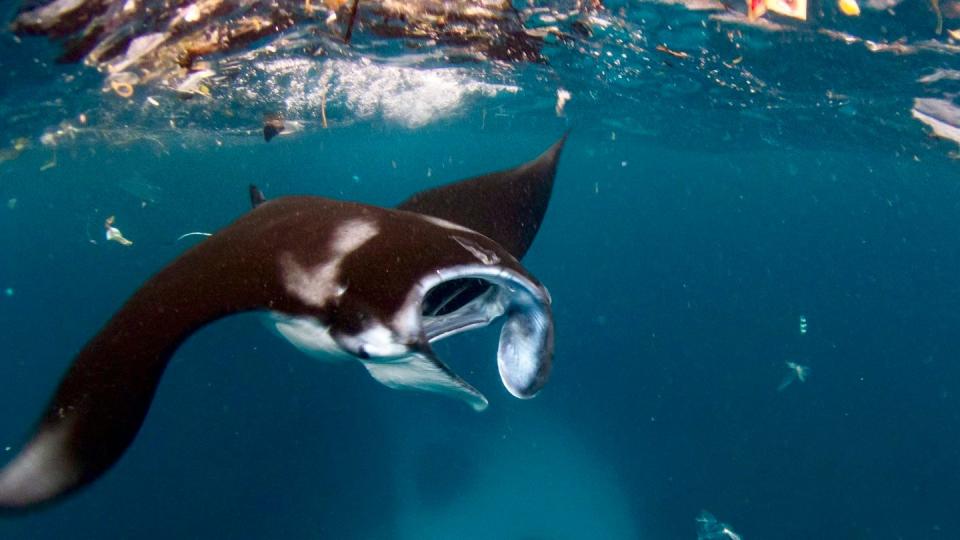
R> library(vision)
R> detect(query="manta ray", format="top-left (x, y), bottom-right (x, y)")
top-left (0, 135), bottom-right (566, 510)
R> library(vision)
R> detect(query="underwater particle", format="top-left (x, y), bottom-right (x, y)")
top-left (104, 216), bottom-right (133, 246)
top-left (799, 315), bottom-right (808, 334)
top-left (838, 0), bottom-right (861, 15)
top-left (4, 287), bottom-right (13, 297)
top-left (263, 113), bottom-right (285, 142)
top-left (778, 361), bottom-right (810, 392)
top-left (6, 198), bottom-right (16, 210)
top-left (696, 510), bottom-right (742, 540)
top-left (555, 88), bottom-right (571, 117)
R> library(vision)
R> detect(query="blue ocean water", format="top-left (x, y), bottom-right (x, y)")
top-left (1, 1), bottom-right (960, 538)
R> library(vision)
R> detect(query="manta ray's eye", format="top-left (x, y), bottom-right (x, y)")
top-left (356, 346), bottom-right (370, 359)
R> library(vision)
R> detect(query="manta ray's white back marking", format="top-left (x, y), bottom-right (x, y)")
top-left (281, 219), bottom-right (379, 307)
top-left (419, 214), bottom-right (473, 233)
top-left (451, 235), bottom-right (501, 265)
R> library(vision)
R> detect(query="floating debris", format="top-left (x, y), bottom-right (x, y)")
top-left (696, 511), bottom-right (742, 540)
top-left (10, 0), bottom-right (545, 105)
top-left (931, 0), bottom-right (944, 35)
top-left (3, 288), bottom-right (13, 297)
top-left (263, 113), bottom-right (285, 142)
top-left (104, 216), bottom-right (133, 246)
top-left (799, 315), bottom-right (808, 334)
top-left (6, 198), bottom-right (17, 210)
top-left (0, 138), bottom-right (30, 164)
top-left (778, 361), bottom-right (810, 392)
top-left (175, 232), bottom-right (213, 242)
top-left (838, 0), bottom-right (862, 16)
top-left (108, 71), bottom-right (139, 99)
top-left (39, 154), bottom-right (57, 171)
top-left (555, 88), bottom-right (571, 117)
top-left (912, 98), bottom-right (960, 151)
top-left (748, 0), bottom-right (807, 21)
top-left (656, 44), bottom-right (691, 60)
top-left (175, 69), bottom-right (215, 97)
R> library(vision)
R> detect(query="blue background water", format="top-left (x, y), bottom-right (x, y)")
top-left (2, 2), bottom-right (960, 538)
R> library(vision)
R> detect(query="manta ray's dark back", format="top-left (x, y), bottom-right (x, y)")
top-left (398, 133), bottom-right (567, 259)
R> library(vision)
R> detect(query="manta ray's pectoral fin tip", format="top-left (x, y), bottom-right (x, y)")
top-left (396, 133), bottom-right (567, 259)
top-left (361, 352), bottom-right (489, 412)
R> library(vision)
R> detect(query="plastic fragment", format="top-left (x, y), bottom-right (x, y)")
top-left (656, 44), bottom-right (691, 59)
top-left (555, 88), bottom-right (571, 117)
top-left (838, 0), bottom-right (861, 15)
top-left (263, 113), bottom-right (285, 142)
top-left (748, 0), bottom-right (807, 21)
top-left (104, 216), bottom-right (133, 246)
top-left (175, 232), bottom-right (212, 242)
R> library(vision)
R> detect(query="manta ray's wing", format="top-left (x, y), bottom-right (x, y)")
top-left (397, 133), bottom-right (567, 259)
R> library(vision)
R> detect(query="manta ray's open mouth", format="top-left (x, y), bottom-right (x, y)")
top-left (408, 264), bottom-right (554, 408)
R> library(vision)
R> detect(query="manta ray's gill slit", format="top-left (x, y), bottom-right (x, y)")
top-left (422, 278), bottom-right (491, 317)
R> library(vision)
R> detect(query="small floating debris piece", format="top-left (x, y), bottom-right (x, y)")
top-left (655, 44), bottom-right (690, 59)
top-left (778, 361), bottom-right (810, 392)
top-left (7, 198), bottom-right (16, 210)
top-left (263, 113), bottom-right (285, 142)
top-left (555, 88), bottom-right (571, 117)
top-left (39, 154), bottom-right (57, 171)
top-left (748, 0), bottom-right (807, 21)
top-left (175, 231), bottom-right (212, 242)
top-left (799, 315), bottom-right (808, 334)
top-left (3, 288), bottom-right (13, 297)
top-left (175, 69), bottom-right (215, 97)
top-left (321, 86), bottom-right (329, 128)
top-left (0, 138), bottom-right (30, 163)
top-left (696, 510), bottom-right (742, 540)
top-left (912, 98), bottom-right (960, 151)
top-left (104, 216), bottom-right (133, 246)
top-left (107, 32), bottom-right (168, 74)
top-left (931, 0), bottom-right (943, 35)
top-left (108, 71), bottom-right (140, 99)
top-left (838, 0), bottom-right (861, 15)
